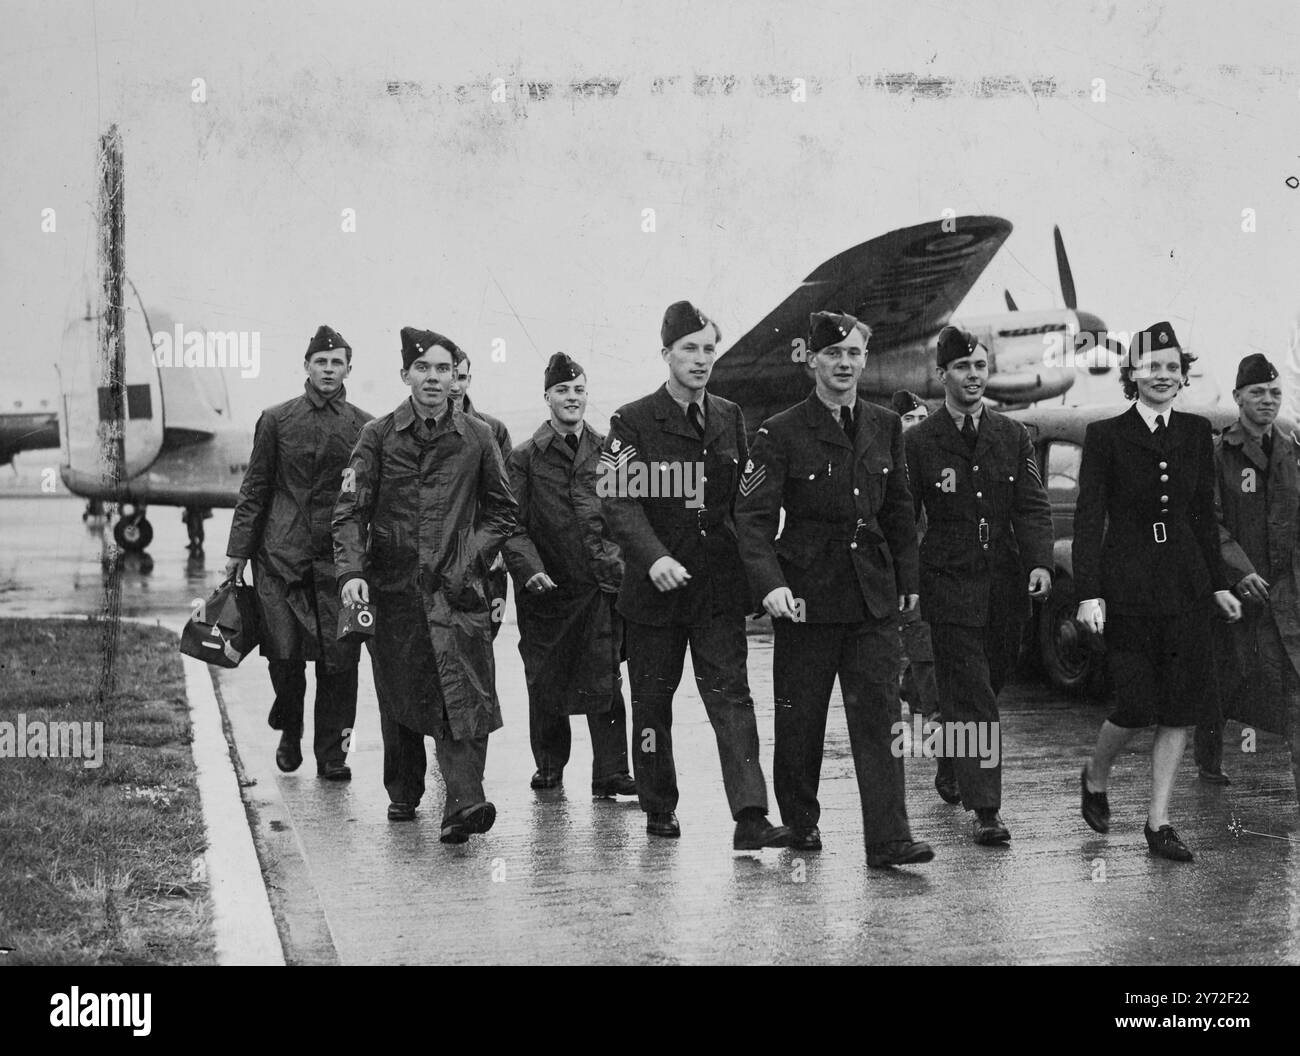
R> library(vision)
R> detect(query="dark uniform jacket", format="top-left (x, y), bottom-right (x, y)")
top-left (905, 405), bottom-right (1053, 627)
top-left (332, 398), bottom-right (517, 739)
top-left (601, 384), bottom-right (750, 626)
top-left (735, 392), bottom-right (919, 622)
top-left (227, 381), bottom-right (372, 670)
top-left (503, 421), bottom-right (624, 714)
top-left (1074, 405), bottom-right (1229, 615)
top-left (1213, 419), bottom-right (1300, 732)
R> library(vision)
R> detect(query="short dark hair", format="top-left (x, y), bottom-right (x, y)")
top-left (1119, 344), bottom-right (1196, 401)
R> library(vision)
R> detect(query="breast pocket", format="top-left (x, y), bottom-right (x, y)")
top-left (859, 452), bottom-right (893, 508)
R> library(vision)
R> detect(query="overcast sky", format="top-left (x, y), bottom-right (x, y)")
top-left (3, 0), bottom-right (1299, 446)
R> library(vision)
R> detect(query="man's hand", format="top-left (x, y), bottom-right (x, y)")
top-left (648, 556), bottom-right (691, 592)
top-left (1076, 598), bottom-right (1105, 634)
top-left (341, 578), bottom-right (369, 605)
top-left (224, 558), bottom-right (247, 582)
top-left (526, 571), bottom-right (558, 594)
top-left (1028, 567), bottom-right (1052, 599)
top-left (1215, 590), bottom-right (1243, 623)
top-left (898, 593), bottom-right (919, 613)
top-left (762, 586), bottom-right (798, 620)
top-left (1236, 572), bottom-right (1270, 604)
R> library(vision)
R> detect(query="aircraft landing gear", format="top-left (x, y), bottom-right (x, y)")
top-left (113, 504), bottom-right (153, 552)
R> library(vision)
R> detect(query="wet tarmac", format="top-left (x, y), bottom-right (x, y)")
top-left (3, 496), bottom-right (1298, 965)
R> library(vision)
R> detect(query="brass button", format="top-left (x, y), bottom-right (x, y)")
top-left (850, 542), bottom-right (858, 550)
top-left (853, 487), bottom-right (860, 496)
top-left (973, 464), bottom-right (979, 471)
top-left (1159, 461), bottom-right (1168, 470)
top-left (1160, 474), bottom-right (1168, 482)
top-left (883, 467), bottom-right (889, 474)
top-left (982, 543), bottom-right (989, 550)
top-left (976, 491), bottom-right (983, 498)
top-left (1160, 494), bottom-right (1169, 503)
top-left (809, 474), bottom-right (816, 480)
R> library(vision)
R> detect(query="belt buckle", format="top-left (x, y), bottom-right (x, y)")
top-left (1152, 521), bottom-right (1167, 544)
top-left (978, 519), bottom-right (990, 544)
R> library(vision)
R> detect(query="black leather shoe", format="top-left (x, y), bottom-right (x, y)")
top-left (733, 813), bottom-right (794, 850)
top-left (1080, 765), bottom-right (1110, 833)
top-left (592, 773), bottom-right (638, 797)
top-left (790, 827), bottom-right (822, 851)
top-left (1198, 767), bottom-right (1231, 786)
top-left (441, 802), bottom-right (497, 844)
top-left (530, 769), bottom-right (562, 790)
top-left (867, 839), bottom-right (935, 868)
top-left (935, 764), bottom-right (967, 806)
top-left (1145, 823), bottom-right (1194, 862)
top-left (646, 811), bottom-right (680, 838)
top-left (275, 732), bottom-right (302, 773)
top-left (387, 802), bottom-right (416, 822)
top-left (973, 809), bottom-right (1011, 845)
top-left (318, 762), bottom-right (352, 782)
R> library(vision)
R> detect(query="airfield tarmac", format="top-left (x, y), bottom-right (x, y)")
top-left (1, 496), bottom-right (1298, 966)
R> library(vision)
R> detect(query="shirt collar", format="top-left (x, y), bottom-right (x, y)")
top-left (547, 420), bottom-right (584, 443)
top-left (815, 390), bottom-right (856, 418)
top-left (1134, 400), bottom-right (1171, 432)
top-left (397, 396), bottom-right (454, 433)
top-left (945, 400), bottom-right (984, 426)
top-left (665, 384), bottom-right (706, 414)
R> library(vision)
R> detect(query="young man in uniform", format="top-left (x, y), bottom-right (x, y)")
top-left (736, 312), bottom-right (933, 867)
top-left (904, 325), bottom-right (1054, 845)
top-left (1205, 353), bottom-right (1300, 807)
top-left (602, 301), bottom-right (790, 849)
top-left (503, 353), bottom-right (636, 797)
top-left (333, 327), bottom-right (516, 843)
top-left (226, 325), bottom-right (371, 780)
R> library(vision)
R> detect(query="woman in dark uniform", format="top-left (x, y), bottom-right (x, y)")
top-left (1074, 322), bottom-right (1241, 861)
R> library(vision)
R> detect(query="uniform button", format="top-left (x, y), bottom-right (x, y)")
top-left (1160, 494), bottom-right (1169, 503)
top-left (853, 487), bottom-right (860, 496)
top-left (702, 476), bottom-right (707, 483)
top-left (982, 543), bottom-right (989, 550)
top-left (809, 474), bottom-right (816, 480)
top-left (976, 491), bottom-right (983, 498)
top-left (973, 464), bottom-right (979, 471)
top-left (1159, 461), bottom-right (1168, 470)
top-left (1009, 475), bottom-right (1015, 482)
top-left (1160, 474), bottom-right (1169, 482)
top-left (850, 542), bottom-right (858, 550)
top-left (934, 481), bottom-right (941, 488)
top-left (883, 467), bottom-right (889, 474)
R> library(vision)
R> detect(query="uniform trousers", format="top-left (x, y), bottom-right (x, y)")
top-left (928, 617), bottom-right (1022, 811)
top-left (531, 692), bottom-right (630, 782)
top-left (626, 617), bottom-right (768, 817)
top-left (773, 617), bottom-right (911, 844)
top-left (380, 711), bottom-right (488, 822)
top-left (899, 608), bottom-right (939, 720)
top-left (267, 660), bottom-right (358, 769)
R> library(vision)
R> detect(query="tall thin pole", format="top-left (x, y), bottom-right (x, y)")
top-left (96, 125), bottom-right (125, 719)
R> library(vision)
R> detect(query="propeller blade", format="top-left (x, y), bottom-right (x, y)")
top-left (1054, 225), bottom-right (1077, 310)
top-left (1004, 289), bottom-right (1019, 312)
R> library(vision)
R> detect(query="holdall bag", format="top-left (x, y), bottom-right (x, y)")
top-left (180, 574), bottom-right (261, 668)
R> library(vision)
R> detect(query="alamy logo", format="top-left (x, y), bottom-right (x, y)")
top-left (891, 716), bottom-right (1000, 769)
top-left (0, 713), bottom-right (103, 769)
top-left (152, 324), bottom-right (261, 378)
top-left (596, 458), bottom-right (704, 508)
top-left (49, 988), bottom-right (151, 1036)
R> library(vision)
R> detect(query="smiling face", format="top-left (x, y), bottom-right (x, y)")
top-left (1235, 380), bottom-right (1282, 430)
top-left (810, 328), bottom-right (867, 401)
top-left (401, 345), bottom-right (456, 416)
top-left (937, 346), bottom-right (990, 411)
top-left (305, 349), bottom-right (351, 396)
top-left (545, 376), bottom-right (587, 427)
top-left (1131, 347), bottom-right (1185, 408)
top-left (662, 323), bottom-right (718, 395)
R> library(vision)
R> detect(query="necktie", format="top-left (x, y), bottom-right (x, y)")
top-left (840, 404), bottom-right (857, 440)
top-left (961, 414), bottom-right (977, 447)
top-left (1154, 415), bottom-right (1168, 450)
top-left (1262, 430), bottom-right (1274, 461)
top-left (564, 432), bottom-right (579, 454)
top-left (687, 403), bottom-right (704, 437)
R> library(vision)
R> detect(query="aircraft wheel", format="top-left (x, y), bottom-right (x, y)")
top-left (114, 515), bottom-right (154, 552)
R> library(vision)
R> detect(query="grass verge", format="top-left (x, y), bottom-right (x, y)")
top-left (0, 617), bottom-right (215, 965)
